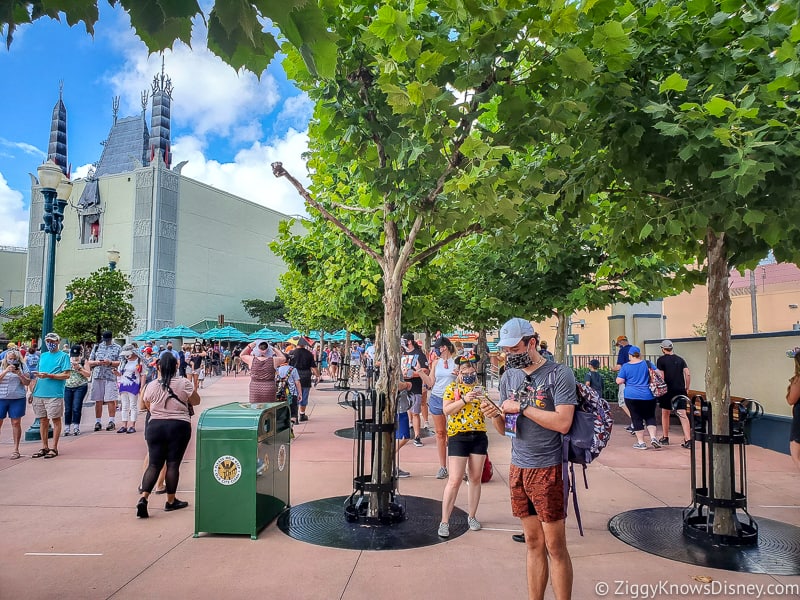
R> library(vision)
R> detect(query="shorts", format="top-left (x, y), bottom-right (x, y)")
top-left (617, 384), bottom-right (626, 408)
top-left (447, 431), bottom-right (488, 457)
top-left (185, 365), bottom-right (194, 376)
top-left (428, 394), bottom-right (444, 416)
top-left (408, 393), bottom-right (422, 414)
top-left (790, 403), bottom-right (800, 444)
top-left (509, 463), bottom-right (566, 523)
top-left (91, 379), bottom-right (119, 402)
top-left (0, 397), bottom-right (26, 419)
top-left (661, 392), bottom-right (688, 412)
top-left (32, 396), bottom-right (64, 419)
top-left (395, 412), bottom-right (410, 440)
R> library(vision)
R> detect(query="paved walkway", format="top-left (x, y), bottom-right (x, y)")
top-left (1, 375), bottom-right (798, 599)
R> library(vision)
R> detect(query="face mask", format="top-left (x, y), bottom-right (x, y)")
top-left (433, 347), bottom-right (442, 357)
top-left (46, 341), bottom-right (58, 352)
top-left (506, 350), bottom-right (533, 370)
top-left (167, 346), bottom-right (173, 351)
top-left (8, 360), bottom-right (19, 366)
top-left (461, 373), bottom-right (477, 384)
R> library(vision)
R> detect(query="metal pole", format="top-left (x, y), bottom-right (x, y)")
top-left (40, 189), bottom-right (57, 341)
top-left (749, 269), bottom-right (758, 334)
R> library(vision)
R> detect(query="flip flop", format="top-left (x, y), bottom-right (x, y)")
top-left (43, 448), bottom-right (59, 459)
top-left (10, 451), bottom-right (21, 460)
top-left (31, 448), bottom-right (49, 458)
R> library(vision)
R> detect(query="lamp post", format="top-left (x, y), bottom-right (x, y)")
top-left (26, 160), bottom-right (71, 443)
top-left (107, 248), bottom-right (120, 271)
top-left (38, 160), bottom-right (72, 342)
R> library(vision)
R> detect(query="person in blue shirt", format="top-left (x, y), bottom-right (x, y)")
top-left (615, 346), bottom-right (661, 450)
top-left (30, 332), bottom-right (72, 458)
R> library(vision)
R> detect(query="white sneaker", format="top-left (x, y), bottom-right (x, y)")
top-left (436, 466), bottom-right (448, 479)
top-left (437, 522), bottom-right (450, 537)
top-left (468, 517), bottom-right (481, 531)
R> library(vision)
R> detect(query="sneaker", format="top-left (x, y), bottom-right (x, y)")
top-left (437, 522), bottom-right (450, 538)
top-left (136, 497), bottom-right (149, 519)
top-left (658, 436), bottom-right (670, 445)
top-left (468, 517), bottom-right (481, 531)
top-left (633, 442), bottom-right (648, 450)
top-left (94, 422), bottom-right (102, 432)
top-left (127, 427), bottom-right (136, 434)
top-left (651, 438), bottom-right (662, 449)
top-left (394, 468), bottom-right (410, 478)
top-left (680, 439), bottom-right (692, 449)
top-left (64, 428), bottom-right (71, 436)
top-left (73, 427), bottom-right (80, 436)
top-left (106, 421), bottom-right (116, 431)
top-left (436, 466), bottom-right (448, 479)
top-left (117, 426), bottom-right (128, 434)
top-left (626, 426), bottom-right (636, 436)
top-left (412, 437), bottom-right (423, 447)
top-left (164, 499), bottom-right (189, 512)
top-left (299, 413), bottom-right (309, 422)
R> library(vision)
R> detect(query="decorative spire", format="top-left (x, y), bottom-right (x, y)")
top-left (47, 81), bottom-right (68, 175)
top-left (140, 89), bottom-right (149, 117)
top-left (112, 96), bottom-right (120, 124)
top-left (150, 57), bottom-right (172, 168)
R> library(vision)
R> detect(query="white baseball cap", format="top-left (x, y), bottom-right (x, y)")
top-left (497, 318), bottom-right (535, 348)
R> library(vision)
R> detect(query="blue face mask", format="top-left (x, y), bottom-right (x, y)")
top-left (46, 341), bottom-right (58, 352)
top-left (461, 373), bottom-right (477, 385)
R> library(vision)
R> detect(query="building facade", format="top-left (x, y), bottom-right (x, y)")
top-left (25, 69), bottom-right (294, 336)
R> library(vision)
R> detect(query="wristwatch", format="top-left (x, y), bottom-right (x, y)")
top-left (519, 397), bottom-right (532, 413)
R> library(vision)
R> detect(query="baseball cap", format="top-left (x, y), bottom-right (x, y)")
top-left (628, 345), bottom-right (641, 355)
top-left (121, 343), bottom-right (135, 357)
top-left (143, 347), bottom-right (153, 355)
top-left (497, 318), bottom-right (535, 348)
top-left (101, 330), bottom-right (113, 340)
top-left (660, 339), bottom-right (673, 349)
top-left (401, 332), bottom-right (415, 342)
top-left (589, 359), bottom-right (600, 368)
top-left (70, 344), bottom-right (83, 357)
top-left (539, 340), bottom-right (548, 348)
top-left (433, 336), bottom-right (452, 349)
top-left (615, 335), bottom-right (628, 345)
top-left (45, 332), bottom-right (60, 341)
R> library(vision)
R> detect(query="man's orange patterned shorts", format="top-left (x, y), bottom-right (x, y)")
top-left (509, 464), bottom-right (566, 523)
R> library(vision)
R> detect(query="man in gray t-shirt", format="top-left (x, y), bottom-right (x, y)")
top-left (484, 318), bottom-right (576, 600)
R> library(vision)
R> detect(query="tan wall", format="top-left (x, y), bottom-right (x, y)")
top-left (643, 332), bottom-right (800, 417)
top-left (54, 174), bottom-right (137, 303)
top-left (0, 248), bottom-right (27, 308)
top-left (174, 178), bottom-right (291, 325)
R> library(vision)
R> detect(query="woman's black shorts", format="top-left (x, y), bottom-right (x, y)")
top-left (447, 430), bottom-right (488, 457)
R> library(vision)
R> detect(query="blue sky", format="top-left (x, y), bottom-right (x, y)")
top-left (0, 4), bottom-right (312, 246)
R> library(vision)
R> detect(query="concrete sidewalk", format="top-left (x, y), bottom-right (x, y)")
top-left (1, 374), bottom-right (798, 599)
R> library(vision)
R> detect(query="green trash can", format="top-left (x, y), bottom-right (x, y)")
top-left (194, 401), bottom-right (292, 539)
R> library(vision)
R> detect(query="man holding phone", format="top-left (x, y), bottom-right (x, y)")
top-left (30, 332), bottom-right (72, 458)
top-left (88, 331), bottom-right (121, 431)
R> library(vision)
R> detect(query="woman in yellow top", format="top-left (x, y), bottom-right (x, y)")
top-left (437, 354), bottom-right (488, 538)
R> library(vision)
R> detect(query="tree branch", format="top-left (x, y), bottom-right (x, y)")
top-left (407, 223), bottom-right (484, 269)
top-left (271, 162), bottom-right (382, 264)
top-left (327, 200), bottom-right (381, 214)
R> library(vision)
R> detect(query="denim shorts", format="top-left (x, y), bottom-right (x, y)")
top-left (0, 397), bottom-right (26, 419)
top-left (395, 412), bottom-right (410, 439)
top-left (428, 394), bottom-right (444, 416)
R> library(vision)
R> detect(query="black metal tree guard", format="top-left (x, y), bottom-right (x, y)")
top-left (335, 355), bottom-right (350, 390)
top-left (344, 390), bottom-right (405, 524)
top-left (683, 394), bottom-right (763, 546)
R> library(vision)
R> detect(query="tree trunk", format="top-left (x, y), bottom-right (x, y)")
top-left (476, 329), bottom-right (488, 385)
top-left (554, 311), bottom-right (568, 364)
top-left (705, 229), bottom-right (735, 536)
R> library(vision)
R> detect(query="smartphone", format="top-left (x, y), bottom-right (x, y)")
top-left (482, 396), bottom-right (502, 412)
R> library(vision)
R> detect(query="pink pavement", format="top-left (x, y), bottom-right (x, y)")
top-left (1, 375), bottom-right (798, 599)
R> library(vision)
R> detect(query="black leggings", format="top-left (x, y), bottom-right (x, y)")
top-left (141, 419), bottom-right (192, 495)
top-left (626, 398), bottom-right (658, 431)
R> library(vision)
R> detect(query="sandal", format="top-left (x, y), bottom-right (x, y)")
top-left (10, 450), bottom-right (21, 460)
top-left (31, 448), bottom-right (49, 458)
top-left (43, 448), bottom-right (59, 459)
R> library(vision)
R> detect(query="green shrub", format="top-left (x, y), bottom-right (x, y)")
top-left (572, 367), bottom-right (618, 402)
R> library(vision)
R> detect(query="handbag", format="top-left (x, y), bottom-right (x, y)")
top-left (648, 363), bottom-right (668, 398)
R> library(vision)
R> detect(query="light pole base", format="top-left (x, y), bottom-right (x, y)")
top-left (24, 418), bottom-right (53, 442)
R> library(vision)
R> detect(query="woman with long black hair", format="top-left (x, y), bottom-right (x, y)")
top-left (136, 353), bottom-right (200, 518)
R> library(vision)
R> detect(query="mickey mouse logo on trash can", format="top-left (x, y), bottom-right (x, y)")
top-left (213, 455), bottom-right (242, 485)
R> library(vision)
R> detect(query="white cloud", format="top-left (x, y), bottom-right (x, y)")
top-left (276, 94), bottom-right (314, 130)
top-left (0, 137), bottom-right (46, 159)
top-left (102, 16), bottom-right (280, 144)
top-left (172, 128), bottom-right (311, 217)
top-left (0, 172), bottom-right (29, 246)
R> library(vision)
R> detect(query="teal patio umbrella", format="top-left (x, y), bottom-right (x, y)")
top-left (248, 327), bottom-right (283, 342)
top-left (212, 325), bottom-right (249, 341)
top-left (161, 325), bottom-right (202, 339)
top-left (133, 330), bottom-right (158, 341)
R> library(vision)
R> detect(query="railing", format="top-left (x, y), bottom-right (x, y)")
top-left (570, 354), bottom-right (661, 369)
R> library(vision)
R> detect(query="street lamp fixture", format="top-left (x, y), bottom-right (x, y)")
top-left (107, 248), bottom-right (120, 271)
top-left (37, 160), bottom-right (72, 343)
